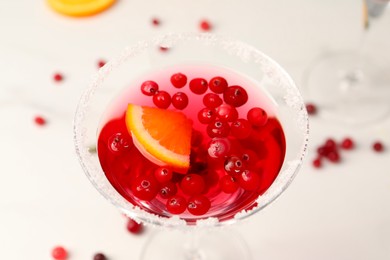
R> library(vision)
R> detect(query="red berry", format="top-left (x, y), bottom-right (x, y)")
top-left (214, 104), bottom-right (238, 122)
top-left (151, 18), bottom-right (160, 26)
top-left (317, 146), bottom-right (330, 157)
top-left (127, 218), bottom-right (143, 234)
top-left (220, 175), bottom-right (239, 193)
top-left (231, 119), bottom-right (252, 139)
top-left (238, 170), bottom-right (261, 191)
top-left (131, 175), bottom-right (159, 201)
top-left (187, 195), bottom-right (211, 215)
top-left (34, 116), bottom-right (46, 126)
top-left (51, 246), bottom-right (68, 260)
top-left (108, 133), bottom-right (131, 154)
top-left (209, 77), bottom-right (228, 94)
top-left (341, 137), bottom-right (354, 150)
top-left (306, 103), bottom-right (317, 115)
top-left (247, 107), bottom-right (268, 127)
top-left (172, 92), bottom-right (189, 110)
top-left (198, 107), bottom-right (215, 124)
top-left (325, 138), bottom-right (337, 150)
top-left (170, 73), bottom-right (187, 88)
top-left (153, 91), bottom-right (171, 109)
top-left (312, 158), bottom-right (322, 168)
top-left (223, 85), bottom-right (248, 107)
top-left (159, 182), bottom-right (177, 199)
top-left (241, 149), bottom-right (258, 168)
top-left (166, 195), bottom-right (187, 214)
top-left (93, 253), bottom-right (107, 260)
top-left (97, 60), bottom-right (106, 68)
top-left (207, 120), bottom-right (230, 138)
top-left (180, 174), bottom-right (206, 196)
top-left (373, 141), bottom-right (384, 152)
top-left (53, 73), bottom-right (63, 82)
top-left (224, 156), bottom-right (244, 175)
top-left (203, 93), bottom-right (223, 109)
top-left (199, 19), bottom-right (212, 31)
top-left (327, 151), bottom-right (340, 163)
top-left (159, 46), bottom-right (169, 52)
top-left (189, 78), bottom-right (208, 94)
top-left (207, 138), bottom-right (231, 158)
top-left (140, 80), bottom-right (159, 96)
top-left (154, 167), bottom-right (173, 183)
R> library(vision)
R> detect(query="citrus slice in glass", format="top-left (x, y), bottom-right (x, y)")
top-left (46, 0), bottom-right (116, 17)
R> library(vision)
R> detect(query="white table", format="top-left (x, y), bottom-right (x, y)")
top-left (0, 1), bottom-right (389, 259)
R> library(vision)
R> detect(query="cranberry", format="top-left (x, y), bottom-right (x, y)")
top-left (170, 73), bottom-right (187, 88)
top-left (140, 80), bottom-right (159, 96)
top-left (166, 195), bottom-right (187, 214)
top-left (209, 77), bottom-right (228, 94)
top-left (180, 174), bottom-right (206, 196)
top-left (239, 170), bottom-right (261, 191)
top-left (189, 78), bottom-right (208, 94)
top-left (373, 141), bottom-right (384, 152)
top-left (151, 17), bottom-right (160, 26)
top-left (131, 175), bottom-right (159, 201)
top-left (154, 167), bottom-right (173, 183)
top-left (34, 116), bottom-right (46, 126)
top-left (325, 138), bottom-right (337, 150)
top-left (317, 146), bottom-right (330, 157)
top-left (127, 218), bottom-right (143, 234)
top-left (97, 60), bottom-right (106, 68)
top-left (153, 91), bottom-right (171, 109)
top-left (327, 151), bottom-right (340, 163)
top-left (198, 107), bottom-right (215, 124)
top-left (203, 93), bottom-right (223, 109)
top-left (108, 133), bottom-right (131, 154)
top-left (51, 246), bottom-right (68, 260)
top-left (207, 120), bottom-right (230, 138)
top-left (219, 175), bottom-right (239, 193)
top-left (223, 85), bottom-right (248, 107)
top-left (214, 104), bottom-right (238, 122)
top-left (159, 182), bottom-right (177, 199)
top-left (187, 195), bottom-right (211, 215)
top-left (93, 253), bottom-right (107, 260)
top-left (247, 107), bottom-right (268, 127)
top-left (224, 156), bottom-right (244, 175)
top-left (341, 137), bottom-right (354, 150)
top-left (172, 92), bottom-right (189, 110)
top-left (312, 157), bottom-right (322, 168)
top-left (53, 73), bottom-right (63, 82)
top-left (208, 138), bottom-right (230, 158)
top-left (159, 46), bottom-right (169, 52)
top-left (306, 103), bottom-right (317, 115)
top-left (200, 19), bottom-right (212, 31)
top-left (241, 149), bottom-right (258, 168)
top-left (231, 119), bottom-right (252, 139)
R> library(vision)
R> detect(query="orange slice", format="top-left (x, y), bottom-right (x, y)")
top-left (47, 0), bottom-right (116, 17)
top-left (126, 104), bottom-right (192, 173)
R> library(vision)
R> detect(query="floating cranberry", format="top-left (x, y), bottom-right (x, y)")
top-left (199, 19), bottom-right (212, 31)
top-left (51, 246), bottom-right (68, 260)
top-left (131, 175), bottom-right (159, 201)
top-left (247, 107), bottom-right (268, 127)
top-left (219, 175), bottom-right (239, 193)
top-left (203, 93), bottom-right (223, 109)
top-left (223, 85), bottom-right (248, 107)
top-left (141, 80), bottom-right (159, 96)
top-left (93, 253), bottom-right (107, 260)
top-left (97, 60), bottom-right (106, 68)
top-left (187, 195), bottom-right (211, 215)
top-left (313, 157), bottom-right (322, 168)
top-left (373, 141), bottom-right (384, 152)
top-left (159, 182), bottom-right (177, 199)
top-left (108, 133), bottom-right (131, 154)
top-left (127, 218), bottom-right (143, 234)
top-left (341, 137), bottom-right (354, 150)
top-left (166, 195), bottom-right (187, 214)
top-left (327, 151), bottom-right (340, 163)
top-left (215, 104), bottom-right (238, 122)
top-left (208, 138), bottom-right (230, 158)
top-left (306, 103), bottom-right (317, 115)
top-left (198, 107), bottom-right (215, 124)
top-left (151, 17), bottom-right (160, 26)
top-left (154, 167), bottom-right (173, 183)
top-left (239, 170), bottom-right (261, 191)
top-left (34, 116), bottom-right (46, 126)
top-left (172, 92), bottom-right (189, 110)
top-left (189, 78), bottom-right (208, 94)
top-left (207, 120), bottom-right (230, 138)
top-left (153, 91), bottom-right (171, 109)
top-left (53, 73), bottom-right (63, 82)
top-left (231, 119), bottom-right (252, 139)
top-left (170, 73), bottom-right (187, 88)
top-left (224, 156), bottom-right (244, 175)
top-left (180, 174), bottom-right (206, 196)
top-left (209, 76), bottom-right (228, 94)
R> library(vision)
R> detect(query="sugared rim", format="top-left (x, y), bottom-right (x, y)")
top-left (73, 32), bottom-right (309, 229)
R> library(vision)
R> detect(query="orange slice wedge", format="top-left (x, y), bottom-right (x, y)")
top-left (126, 104), bottom-right (192, 173)
top-left (47, 0), bottom-right (116, 17)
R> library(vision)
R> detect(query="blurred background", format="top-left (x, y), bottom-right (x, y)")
top-left (0, 0), bottom-right (389, 259)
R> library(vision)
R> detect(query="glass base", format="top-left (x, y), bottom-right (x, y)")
top-left (304, 51), bottom-right (390, 125)
top-left (140, 228), bottom-right (252, 260)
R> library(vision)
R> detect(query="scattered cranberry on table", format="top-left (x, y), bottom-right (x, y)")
top-left (34, 116), bottom-right (47, 126)
top-left (199, 19), bottom-right (212, 31)
top-left (305, 103), bottom-right (317, 115)
top-left (97, 60), bottom-right (106, 68)
top-left (372, 141), bottom-right (384, 152)
top-left (126, 218), bottom-right (143, 234)
top-left (93, 252), bottom-right (107, 260)
top-left (151, 17), bottom-right (160, 26)
top-left (51, 246), bottom-right (68, 260)
top-left (159, 46), bottom-right (169, 52)
top-left (53, 73), bottom-right (64, 82)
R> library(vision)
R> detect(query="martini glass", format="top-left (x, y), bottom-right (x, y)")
top-left (303, 0), bottom-right (390, 125)
top-left (74, 33), bottom-right (309, 260)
